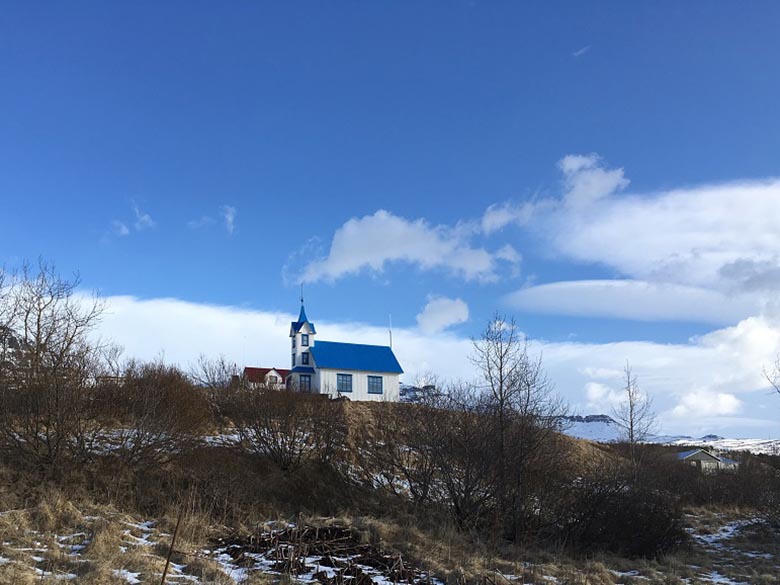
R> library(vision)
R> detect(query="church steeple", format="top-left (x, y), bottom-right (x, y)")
top-left (297, 284), bottom-right (308, 324)
top-left (290, 292), bottom-right (316, 337)
top-left (290, 291), bottom-right (316, 372)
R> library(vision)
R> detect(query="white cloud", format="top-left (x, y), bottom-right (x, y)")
top-left (220, 205), bottom-right (237, 235)
top-left (558, 153), bottom-right (629, 208)
top-left (505, 280), bottom-right (760, 324)
top-left (585, 382), bottom-right (625, 411)
top-left (132, 203), bottom-right (155, 231)
top-left (580, 367), bottom-right (624, 381)
top-left (481, 202), bottom-right (535, 234)
top-left (496, 156), bottom-right (780, 323)
top-left (416, 296), bottom-right (469, 334)
top-left (480, 199), bottom-right (556, 235)
top-left (546, 159), bottom-right (780, 292)
top-left (300, 210), bottom-right (519, 283)
top-left (671, 389), bottom-right (742, 418)
top-left (86, 293), bottom-right (780, 437)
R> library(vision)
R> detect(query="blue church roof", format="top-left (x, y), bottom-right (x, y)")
top-left (310, 341), bottom-right (403, 374)
top-left (290, 304), bottom-right (316, 334)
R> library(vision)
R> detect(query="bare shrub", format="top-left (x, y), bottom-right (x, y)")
top-left (554, 462), bottom-right (687, 557)
top-left (190, 354), bottom-right (241, 430)
top-left (428, 384), bottom-right (501, 530)
top-left (230, 387), bottom-right (345, 472)
top-left (352, 402), bottom-right (441, 511)
top-left (103, 361), bottom-right (211, 469)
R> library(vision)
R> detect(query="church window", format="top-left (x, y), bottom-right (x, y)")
top-left (368, 376), bottom-right (383, 394)
top-left (292, 354), bottom-right (296, 367)
top-left (302, 352), bottom-right (309, 365)
top-left (302, 334), bottom-right (309, 346)
top-left (337, 373), bottom-right (352, 393)
top-left (300, 374), bottom-right (311, 392)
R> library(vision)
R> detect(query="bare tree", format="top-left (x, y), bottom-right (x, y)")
top-left (470, 314), bottom-right (570, 541)
top-left (0, 260), bottom-right (106, 476)
top-left (190, 354), bottom-right (241, 430)
top-left (612, 361), bottom-right (656, 477)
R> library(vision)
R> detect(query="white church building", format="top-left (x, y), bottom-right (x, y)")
top-left (287, 301), bottom-right (403, 401)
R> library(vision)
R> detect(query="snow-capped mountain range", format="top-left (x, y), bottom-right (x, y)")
top-left (563, 414), bottom-right (780, 455)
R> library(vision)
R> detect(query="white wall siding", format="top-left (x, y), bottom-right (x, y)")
top-left (317, 369), bottom-right (399, 402)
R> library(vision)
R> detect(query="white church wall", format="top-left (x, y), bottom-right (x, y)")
top-left (318, 369), bottom-right (399, 402)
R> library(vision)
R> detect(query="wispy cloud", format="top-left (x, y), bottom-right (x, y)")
top-left (220, 205), bottom-right (237, 235)
top-left (186, 205), bottom-right (236, 235)
top-left (106, 202), bottom-right (155, 240)
top-left (132, 202), bottom-right (155, 231)
top-left (187, 216), bottom-right (216, 230)
top-left (572, 45), bottom-right (591, 58)
top-left (111, 220), bottom-right (130, 237)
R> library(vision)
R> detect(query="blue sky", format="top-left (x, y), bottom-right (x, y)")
top-left (3, 3), bottom-right (780, 436)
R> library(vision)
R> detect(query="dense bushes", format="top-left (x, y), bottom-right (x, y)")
top-left (552, 465), bottom-right (687, 557)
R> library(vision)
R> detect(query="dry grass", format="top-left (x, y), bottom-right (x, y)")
top-left (0, 490), bottom-right (776, 584)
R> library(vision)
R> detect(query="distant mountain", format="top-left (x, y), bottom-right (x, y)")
top-left (562, 414), bottom-right (623, 442)
top-left (561, 413), bottom-right (780, 455)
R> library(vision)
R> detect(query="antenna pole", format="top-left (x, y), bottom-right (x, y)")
top-left (389, 314), bottom-right (393, 348)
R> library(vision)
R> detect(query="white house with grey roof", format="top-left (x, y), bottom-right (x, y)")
top-left (677, 448), bottom-right (739, 472)
top-left (288, 300), bottom-right (403, 401)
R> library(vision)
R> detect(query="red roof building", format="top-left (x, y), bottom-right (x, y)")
top-left (243, 367), bottom-right (291, 387)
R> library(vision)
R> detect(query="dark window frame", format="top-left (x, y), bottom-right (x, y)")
top-left (367, 375), bottom-right (383, 394)
top-left (337, 373), bottom-right (353, 393)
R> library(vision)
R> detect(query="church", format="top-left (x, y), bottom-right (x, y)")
top-left (246, 300), bottom-right (403, 401)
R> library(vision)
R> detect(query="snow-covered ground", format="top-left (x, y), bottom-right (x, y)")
top-left (563, 414), bottom-right (780, 455)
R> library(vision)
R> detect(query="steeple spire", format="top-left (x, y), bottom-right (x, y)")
top-left (298, 284), bottom-right (308, 323)
top-left (290, 288), bottom-right (316, 336)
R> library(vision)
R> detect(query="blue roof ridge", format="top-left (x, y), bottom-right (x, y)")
top-left (309, 340), bottom-right (403, 374)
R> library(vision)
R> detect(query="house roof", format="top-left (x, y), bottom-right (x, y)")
top-left (243, 367), bottom-right (291, 383)
top-left (290, 366), bottom-right (316, 374)
top-left (310, 341), bottom-right (403, 374)
top-left (677, 448), bottom-right (722, 462)
top-left (290, 304), bottom-right (316, 334)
